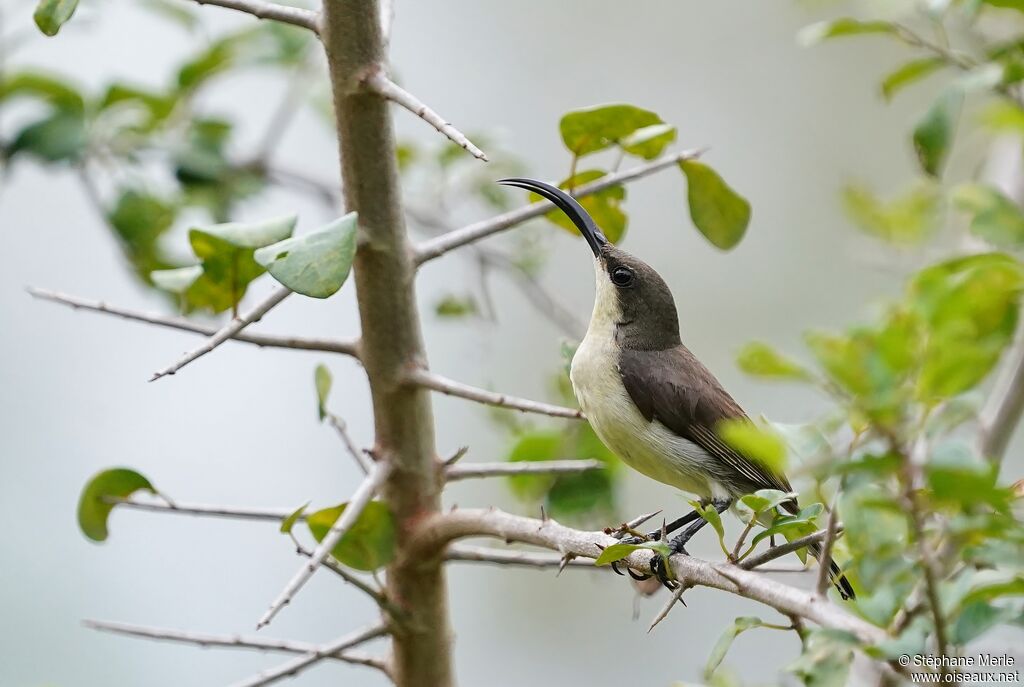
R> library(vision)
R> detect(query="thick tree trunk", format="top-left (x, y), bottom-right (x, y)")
top-left (319, 2), bottom-right (455, 685)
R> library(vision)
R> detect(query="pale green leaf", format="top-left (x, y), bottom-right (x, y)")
top-left (254, 213), bottom-right (357, 298)
top-left (151, 266), bottom-right (203, 294)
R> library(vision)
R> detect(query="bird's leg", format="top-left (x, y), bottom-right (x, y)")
top-left (610, 508), bottom-right (707, 578)
top-left (651, 498), bottom-right (732, 589)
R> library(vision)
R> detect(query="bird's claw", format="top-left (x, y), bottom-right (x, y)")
top-left (609, 534), bottom-right (652, 578)
top-left (650, 541), bottom-right (688, 590)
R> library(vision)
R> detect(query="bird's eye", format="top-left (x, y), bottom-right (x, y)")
top-left (611, 266), bottom-right (634, 287)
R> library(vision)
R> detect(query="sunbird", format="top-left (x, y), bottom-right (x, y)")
top-left (498, 177), bottom-right (853, 599)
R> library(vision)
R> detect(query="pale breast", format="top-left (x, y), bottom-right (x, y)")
top-left (571, 329), bottom-right (716, 499)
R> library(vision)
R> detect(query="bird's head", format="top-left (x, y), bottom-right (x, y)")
top-left (498, 177), bottom-right (681, 351)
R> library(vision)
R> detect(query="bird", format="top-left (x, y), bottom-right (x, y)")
top-left (497, 176), bottom-right (854, 600)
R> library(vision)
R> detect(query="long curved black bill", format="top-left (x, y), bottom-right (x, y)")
top-left (498, 177), bottom-right (608, 256)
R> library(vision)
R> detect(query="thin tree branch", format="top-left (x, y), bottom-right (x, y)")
top-left (326, 413), bottom-right (371, 474)
top-left (361, 67), bottom-right (487, 161)
top-left (110, 496), bottom-right (297, 522)
top-left (28, 288), bottom-right (359, 358)
top-left (150, 287), bottom-right (293, 381)
top-left (230, 623), bottom-right (390, 687)
top-left (413, 149), bottom-right (705, 265)
top-left (408, 368), bottom-right (583, 420)
top-left (189, 0), bottom-right (320, 33)
top-left (978, 326), bottom-right (1024, 464)
top-left (83, 619), bottom-right (386, 673)
top-left (815, 496), bottom-right (843, 598)
top-left (445, 459), bottom-right (603, 482)
top-left (445, 544), bottom-right (597, 569)
top-left (739, 527), bottom-right (837, 571)
top-left (257, 461), bottom-right (392, 630)
top-left (290, 541), bottom-right (403, 618)
top-left (411, 508), bottom-right (883, 643)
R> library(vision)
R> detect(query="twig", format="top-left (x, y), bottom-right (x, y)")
top-left (815, 495), bottom-right (843, 597)
top-left (978, 323), bottom-right (1024, 464)
top-left (445, 459), bottom-right (602, 482)
top-left (230, 623), bottom-right (389, 687)
top-left (150, 287), bottom-right (293, 381)
top-left (739, 527), bottom-right (836, 571)
top-left (411, 508), bottom-right (884, 644)
top-left (83, 619), bottom-right (386, 673)
top-left (647, 584), bottom-right (687, 633)
top-left (408, 368), bottom-right (583, 419)
top-left (445, 544), bottom-right (596, 569)
top-left (109, 496), bottom-right (297, 522)
top-left (27, 288), bottom-right (359, 358)
top-left (326, 413), bottom-right (371, 474)
top-left (361, 68), bottom-right (486, 161)
top-left (190, 0), bottom-right (320, 33)
top-left (291, 541), bottom-right (403, 618)
top-left (413, 149), bottom-right (705, 265)
top-left (257, 461), bottom-right (392, 630)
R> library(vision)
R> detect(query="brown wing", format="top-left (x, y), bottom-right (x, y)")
top-left (617, 345), bottom-right (793, 497)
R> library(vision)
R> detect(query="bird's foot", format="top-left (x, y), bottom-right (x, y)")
top-left (650, 534), bottom-right (692, 589)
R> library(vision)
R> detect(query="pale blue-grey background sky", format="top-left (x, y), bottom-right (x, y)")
top-left (2, 1), bottom-right (1019, 685)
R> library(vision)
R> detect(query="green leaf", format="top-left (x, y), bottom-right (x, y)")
top-left (505, 431), bottom-right (563, 501)
top-left (788, 630), bottom-right (858, 687)
top-left (151, 266), bottom-right (203, 294)
top-left (547, 469), bottom-right (614, 517)
top-left (109, 190), bottom-right (177, 279)
top-left (978, 99), bottom-right (1024, 135)
top-left (926, 442), bottom-right (1007, 508)
top-left (798, 18), bottom-right (895, 46)
top-left (306, 501), bottom-right (396, 571)
top-left (619, 124), bottom-right (677, 160)
top-left (98, 83), bottom-right (177, 127)
top-left (0, 71), bottom-right (85, 112)
top-left (679, 160), bottom-right (750, 250)
top-left (841, 182), bottom-right (940, 245)
top-left (594, 539), bottom-right (668, 566)
top-left (187, 215), bottom-right (296, 313)
top-left (434, 295), bottom-right (479, 318)
top-left (952, 602), bottom-right (1019, 644)
top-left (691, 500), bottom-right (729, 555)
top-left (911, 253), bottom-right (1024, 400)
top-left (750, 504), bottom-right (823, 548)
top-left (881, 58), bottom-right (945, 101)
top-left (254, 213), bottom-right (357, 298)
top-left (6, 110), bottom-right (86, 163)
top-left (913, 90), bottom-right (962, 178)
top-left (953, 183), bottom-right (1024, 248)
top-left (280, 502), bottom-right (308, 535)
top-left (717, 419), bottom-right (787, 475)
top-left (595, 542), bottom-right (642, 566)
top-left (736, 342), bottom-right (811, 381)
top-left (531, 170), bottom-right (627, 244)
top-left (33, 0), bottom-right (79, 36)
top-left (738, 489), bottom-right (797, 519)
top-left (559, 104), bottom-right (663, 157)
top-left (982, 0), bottom-right (1024, 11)
top-left (78, 468), bottom-right (155, 542)
top-left (314, 364), bottom-right (332, 421)
top-left (705, 617), bottom-right (764, 678)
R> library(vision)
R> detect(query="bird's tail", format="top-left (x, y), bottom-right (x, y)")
top-left (808, 540), bottom-right (855, 600)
